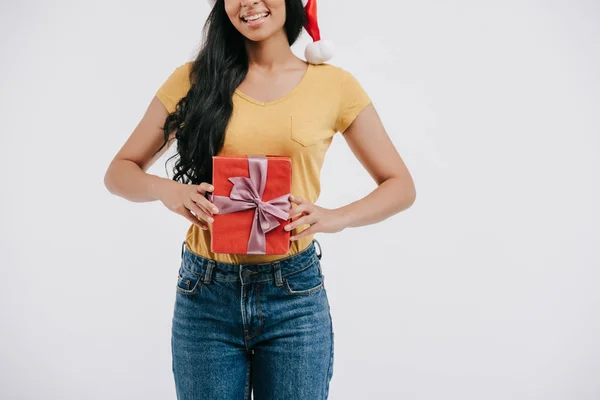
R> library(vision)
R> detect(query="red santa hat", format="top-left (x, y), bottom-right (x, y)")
top-left (207, 0), bottom-right (334, 64)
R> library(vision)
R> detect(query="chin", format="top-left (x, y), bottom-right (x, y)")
top-left (233, 19), bottom-right (284, 42)
top-left (242, 30), bottom-right (274, 42)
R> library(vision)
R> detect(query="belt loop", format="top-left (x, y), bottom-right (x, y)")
top-left (203, 259), bottom-right (215, 284)
top-left (313, 239), bottom-right (322, 260)
top-left (273, 261), bottom-right (283, 286)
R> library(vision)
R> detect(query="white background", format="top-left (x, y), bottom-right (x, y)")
top-left (1, 0), bottom-right (599, 399)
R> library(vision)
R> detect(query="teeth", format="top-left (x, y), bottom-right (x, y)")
top-left (244, 12), bottom-right (268, 22)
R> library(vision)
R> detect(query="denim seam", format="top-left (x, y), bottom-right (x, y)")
top-left (280, 258), bottom-right (318, 279)
top-left (281, 259), bottom-right (323, 295)
top-left (325, 311), bottom-right (334, 398)
top-left (175, 279), bottom-right (202, 296)
top-left (244, 356), bottom-right (252, 400)
top-left (273, 261), bottom-right (283, 286)
top-left (176, 263), bottom-right (203, 296)
top-left (181, 259), bottom-right (201, 276)
top-left (196, 258), bottom-right (318, 284)
top-left (203, 260), bottom-right (215, 284)
top-left (245, 282), bottom-right (265, 340)
top-left (283, 279), bottom-right (324, 296)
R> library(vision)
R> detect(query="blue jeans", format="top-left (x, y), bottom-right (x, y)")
top-left (172, 239), bottom-right (334, 399)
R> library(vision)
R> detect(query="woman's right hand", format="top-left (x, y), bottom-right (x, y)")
top-left (157, 180), bottom-right (219, 230)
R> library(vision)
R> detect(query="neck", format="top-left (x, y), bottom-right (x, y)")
top-left (244, 30), bottom-right (301, 71)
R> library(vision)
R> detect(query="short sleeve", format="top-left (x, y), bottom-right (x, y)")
top-left (155, 62), bottom-right (192, 114)
top-left (334, 68), bottom-right (372, 133)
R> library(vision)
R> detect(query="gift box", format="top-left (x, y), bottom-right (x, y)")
top-left (208, 155), bottom-right (292, 255)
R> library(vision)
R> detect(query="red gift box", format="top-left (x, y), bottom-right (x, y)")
top-left (208, 155), bottom-right (292, 255)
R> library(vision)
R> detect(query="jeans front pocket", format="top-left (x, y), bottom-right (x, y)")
top-left (176, 260), bottom-right (203, 296)
top-left (283, 259), bottom-right (324, 296)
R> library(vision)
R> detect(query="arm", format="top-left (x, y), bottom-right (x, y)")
top-left (286, 102), bottom-right (416, 240)
top-left (104, 95), bottom-right (215, 229)
top-left (334, 103), bottom-right (416, 229)
top-left (103, 96), bottom-right (176, 202)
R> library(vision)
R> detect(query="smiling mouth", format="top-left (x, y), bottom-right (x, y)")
top-left (241, 11), bottom-right (270, 23)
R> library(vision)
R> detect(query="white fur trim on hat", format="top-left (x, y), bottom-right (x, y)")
top-left (304, 39), bottom-right (334, 65)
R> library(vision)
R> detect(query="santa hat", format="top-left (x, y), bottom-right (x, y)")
top-left (207, 0), bottom-right (334, 64)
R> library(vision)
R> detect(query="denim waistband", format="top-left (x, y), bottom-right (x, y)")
top-left (180, 239), bottom-right (323, 285)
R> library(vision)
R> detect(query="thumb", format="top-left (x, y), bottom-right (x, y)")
top-left (197, 182), bottom-right (214, 194)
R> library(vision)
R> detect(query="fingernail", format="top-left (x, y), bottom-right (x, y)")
top-left (284, 225), bottom-right (290, 231)
top-left (208, 217), bottom-right (214, 223)
top-left (209, 186), bottom-right (214, 191)
top-left (213, 208), bottom-right (219, 213)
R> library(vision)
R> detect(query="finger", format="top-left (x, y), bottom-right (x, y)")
top-left (191, 193), bottom-right (215, 215)
top-left (197, 182), bottom-right (214, 195)
top-left (182, 209), bottom-right (209, 230)
top-left (284, 214), bottom-right (315, 232)
top-left (185, 201), bottom-right (214, 224)
top-left (191, 192), bottom-right (219, 214)
top-left (289, 194), bottom-right (304, 205)
top-left (291, 225), bottom-right (316, 241)
top-left (289, 204), bottom-right (308, 218)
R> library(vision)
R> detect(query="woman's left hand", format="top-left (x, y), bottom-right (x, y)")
top-left (284, 194), bottom-right (347, 241)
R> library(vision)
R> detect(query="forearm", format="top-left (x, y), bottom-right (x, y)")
top-left (334, 177), bottom-right (416, 229)
top-left (104, 159), bottom-right (170, 203)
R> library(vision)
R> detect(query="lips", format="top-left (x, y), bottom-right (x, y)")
top-left (241, 11), bottom-right (270, 23)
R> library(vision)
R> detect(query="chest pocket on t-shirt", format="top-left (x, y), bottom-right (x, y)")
top-left (290, 116), bottom-right (329, 147)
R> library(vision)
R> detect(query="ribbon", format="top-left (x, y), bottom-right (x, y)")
top-left (208, 155), bottom-right (291, 254)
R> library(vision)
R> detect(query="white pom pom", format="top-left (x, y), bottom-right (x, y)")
top-left (304, 40), bottom-right (335, 64)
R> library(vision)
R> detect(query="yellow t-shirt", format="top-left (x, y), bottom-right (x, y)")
top-left (155, 61), bottom-right (372, 264)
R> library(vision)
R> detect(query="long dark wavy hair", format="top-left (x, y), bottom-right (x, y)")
top-left (154, 0), bottom-right (307, 185)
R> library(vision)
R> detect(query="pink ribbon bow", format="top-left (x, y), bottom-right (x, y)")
top-left (208, 155), bottom-right (291, 254)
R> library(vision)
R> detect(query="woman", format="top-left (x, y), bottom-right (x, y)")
top-left (104, 0), bottom-right (415, 398)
